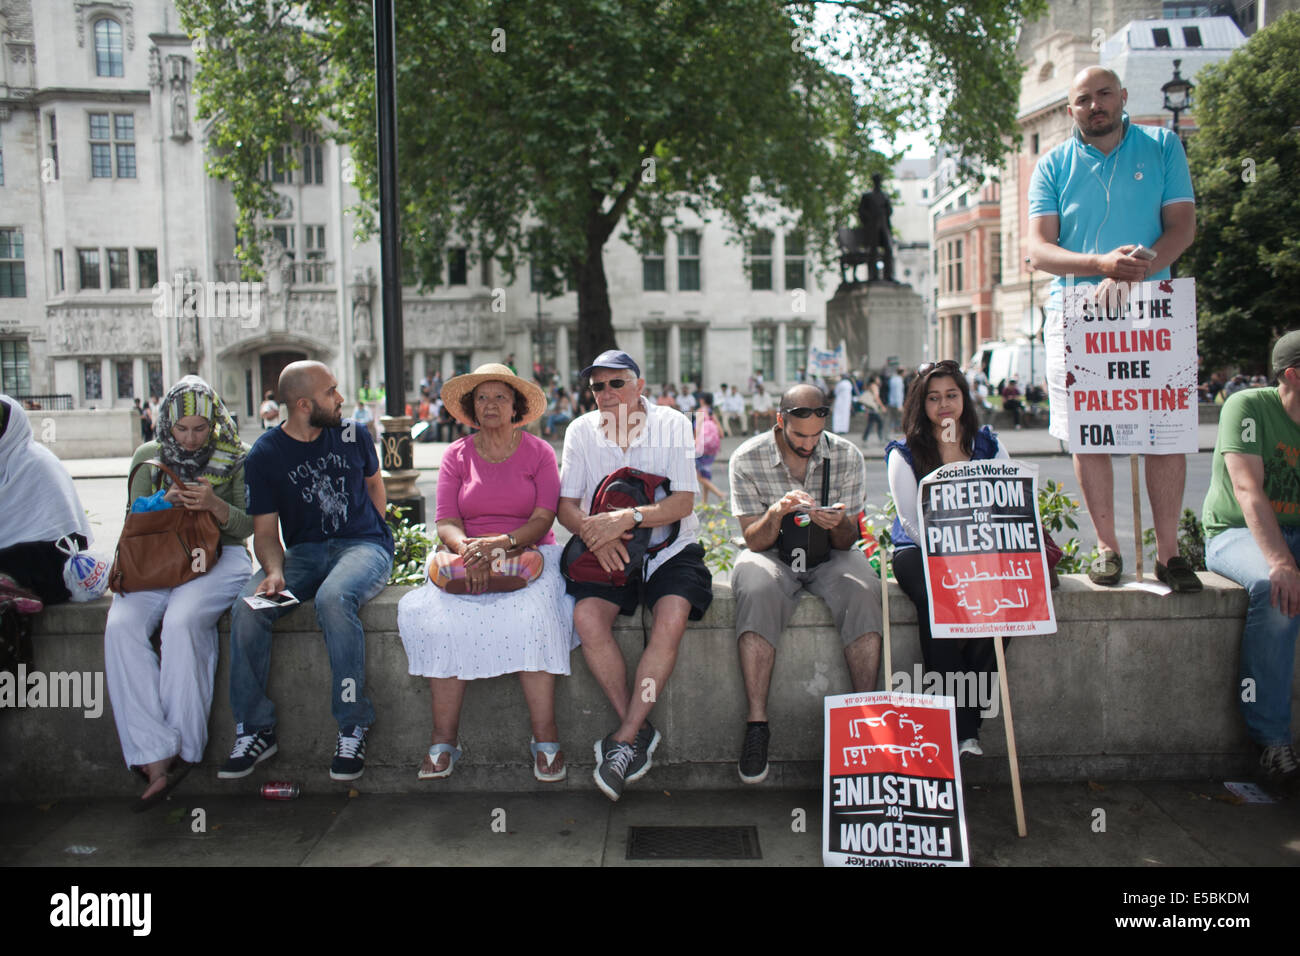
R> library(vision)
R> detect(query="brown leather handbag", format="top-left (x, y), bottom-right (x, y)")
top-left (109, 459), bottom-right (224, 594)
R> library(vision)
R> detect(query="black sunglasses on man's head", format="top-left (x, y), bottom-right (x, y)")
top-left (780, 405), bottom-right (830, 419)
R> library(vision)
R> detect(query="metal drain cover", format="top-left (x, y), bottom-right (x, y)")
top-left (626, 825), bottom-right (762, 860)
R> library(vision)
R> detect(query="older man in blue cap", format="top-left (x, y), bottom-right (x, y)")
top-left (557, 350), bottom-right (713, 800)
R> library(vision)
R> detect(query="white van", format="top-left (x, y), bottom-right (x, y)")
top-left (968, 340), bottom-right (1048, 390)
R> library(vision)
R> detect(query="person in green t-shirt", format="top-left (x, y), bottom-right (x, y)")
top-left (1204, 331), bottom-right (1300, 784)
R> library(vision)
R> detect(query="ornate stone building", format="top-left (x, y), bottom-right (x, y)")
top-left (1, 0), bottom-right (941, 422)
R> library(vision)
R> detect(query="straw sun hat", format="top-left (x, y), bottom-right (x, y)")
top-left (440, 363), bottom-right (547, 429)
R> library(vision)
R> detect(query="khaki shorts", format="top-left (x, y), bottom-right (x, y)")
top-left (731, 547), bottom-right (883, 648)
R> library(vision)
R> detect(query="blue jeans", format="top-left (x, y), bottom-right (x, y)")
top-left (1206, 525), bottom-right (1300, 746)
top-left (229, 538), bottom-right (393, 734)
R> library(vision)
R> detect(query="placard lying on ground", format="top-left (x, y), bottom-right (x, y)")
top-left (918, 458), bottom-right (1056, 637)
top-left (823, 692), bottom-right (969, 867)
top-left (1063, 276), bottom-right (1198, 454)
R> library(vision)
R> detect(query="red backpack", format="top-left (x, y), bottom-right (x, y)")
top-left (561, 467), bottom-right (680, 586)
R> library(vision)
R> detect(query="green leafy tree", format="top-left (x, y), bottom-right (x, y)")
top-left (1186, 12), bottom-right (1300, 373)
top-left (180, 0), bottom-right (1042, 363)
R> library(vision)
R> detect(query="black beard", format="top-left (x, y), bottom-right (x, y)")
top-left (309, 402), bottom-right (341, 428)
top-left (792, 443), bottom-right (815, 458)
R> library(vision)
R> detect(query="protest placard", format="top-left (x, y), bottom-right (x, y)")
top-left (808, 342), bottom-right (847, 378)
top-left (918, 459), bottom-right (1056, 638)
top-left (1062, 276), bottom-right (1198, 454)
top-left (823, 691), bottom-right (969, 867)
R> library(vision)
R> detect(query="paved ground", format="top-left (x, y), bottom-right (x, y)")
top-left (2, 776), bottom-right (1297, 868)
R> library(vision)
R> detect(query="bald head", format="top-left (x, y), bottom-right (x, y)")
top-left (1067, 66), bottom-right (1127, 144)
top-left (279, 361), bottom-right (329, 406)
top-left (780, 384), bottom-right (826, 412)
top-left (1070, 66), bottom-right (1122, 97)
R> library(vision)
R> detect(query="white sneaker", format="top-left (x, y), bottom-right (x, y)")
top-left (959, 738), bottom-right (983, 757)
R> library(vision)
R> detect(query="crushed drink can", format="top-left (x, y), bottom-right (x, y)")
top-left (260, 781), bottom-right (300, 800)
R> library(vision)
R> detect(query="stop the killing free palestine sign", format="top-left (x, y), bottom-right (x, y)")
top-left (1063, 277), bottom-right (1198, 454)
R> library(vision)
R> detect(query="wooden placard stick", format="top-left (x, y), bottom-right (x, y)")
top-left (1130, 454), bottom-right (1143, 582)
top-left (994, 634), bottom-right (1027, 837)
top-left (880, 546), bottom-right (893, 691)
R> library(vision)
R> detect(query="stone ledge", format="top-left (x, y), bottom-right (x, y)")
top-left (2, 574), bottom-right (1282, 800)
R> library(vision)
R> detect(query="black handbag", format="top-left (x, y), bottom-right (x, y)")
top-left (777, 456), bottom-right (832, 570)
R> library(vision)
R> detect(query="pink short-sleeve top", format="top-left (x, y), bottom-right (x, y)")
top-left (434, 431), bottom-right (559, 545)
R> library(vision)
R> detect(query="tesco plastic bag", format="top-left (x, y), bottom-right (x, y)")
top-left (57, 535), bottom-right (110, 602)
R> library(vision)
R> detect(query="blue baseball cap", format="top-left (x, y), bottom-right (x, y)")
top-left (580, 349), bottom-right (640, 380)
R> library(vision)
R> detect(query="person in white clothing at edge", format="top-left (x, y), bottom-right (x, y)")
top-left (557, 350), bottom-right (712, 801)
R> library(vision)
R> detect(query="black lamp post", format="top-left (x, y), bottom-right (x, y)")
top-left (1161, 59), bottom-right (1194, 146)
top-left (372, 0), bottom-right (423, 524)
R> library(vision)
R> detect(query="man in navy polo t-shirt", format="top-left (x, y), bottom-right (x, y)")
top-left (218, 361), bottom-right (394, 782)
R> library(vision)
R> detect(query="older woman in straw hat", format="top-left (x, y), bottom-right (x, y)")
top-left (397, 363), bottom-right (578, 781)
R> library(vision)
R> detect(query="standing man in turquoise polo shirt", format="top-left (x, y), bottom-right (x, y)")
top-left (1027, 65), bottom-right (1200, 591)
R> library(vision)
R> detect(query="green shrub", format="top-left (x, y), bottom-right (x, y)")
top-left (696, 501), bottom-right (739, 574)
top-left (386, 503), bottom-right (436, 585)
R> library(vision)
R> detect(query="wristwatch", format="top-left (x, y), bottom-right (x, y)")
top-left (629, 507), bottom-right (645, 528)
top-left (506, 532), bottom-right (518, 548)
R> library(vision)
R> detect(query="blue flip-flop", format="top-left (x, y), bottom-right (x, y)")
top-left (419, 742), bottom-right (462, 780)
top-left (530, 738), bottom-right (566, 782)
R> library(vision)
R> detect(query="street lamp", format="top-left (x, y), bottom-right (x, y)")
top-left (1161, 59), bottom-right (1194, 145)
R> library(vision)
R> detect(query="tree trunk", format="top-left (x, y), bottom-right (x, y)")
top-left (573, 226), bottom-right (619, 373)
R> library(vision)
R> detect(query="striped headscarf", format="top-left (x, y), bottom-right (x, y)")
top-left (153, 375), bottom-right (246, 487)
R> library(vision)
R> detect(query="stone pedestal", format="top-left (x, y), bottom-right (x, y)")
top-left (826, 282), bottom-right (925, 373)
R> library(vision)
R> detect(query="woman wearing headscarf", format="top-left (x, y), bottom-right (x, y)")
top-left (0, 394), bottom-right (94, 607)
top-left (103, 376), bottom-right (254, 811)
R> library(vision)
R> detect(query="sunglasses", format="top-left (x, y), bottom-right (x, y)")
top-left (780, 405), bottom-right (830, 419)
top-left (588, 379), bottom-right (630, 393)
top-left (917, 360), bottom-right (961, 375)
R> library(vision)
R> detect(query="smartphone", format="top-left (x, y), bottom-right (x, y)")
top-left (243, 590), bottom-right (300, 611)
top-left (1130, 245), bottom-right (1157, 261)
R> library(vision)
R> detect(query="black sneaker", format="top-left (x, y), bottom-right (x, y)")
top-left (595, 740), bottom-right (637, 802)
top-left (330, 725), bottom-right (367, 781)
top-left (738, 723), bottom-right (770, 784)
top-left (1258, 743), bottom-right (1300, 782)
top-left (218, 728), bottom-right (278, 779)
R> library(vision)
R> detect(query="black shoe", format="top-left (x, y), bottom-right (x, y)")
top-left (1156, 556), bottom-right (1203, 593)
top-left (330, 725), bottom-right (367, 781)
top-left (218, 728), bottom-right (278, 779)
top-left (595, 740), bottom-right (637, 802)
top-left (738, 723), bottom-right (771, 784)
top-left (1258, 743), bottom-right (1300, 782)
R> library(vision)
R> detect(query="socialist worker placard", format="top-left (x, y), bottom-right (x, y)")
top-left (918, 459), bottom-right (1057, 638)
top-left (823, 692), bottom-right (969, 867)
top-left (1063, 276), bottom-right (1198, 454)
